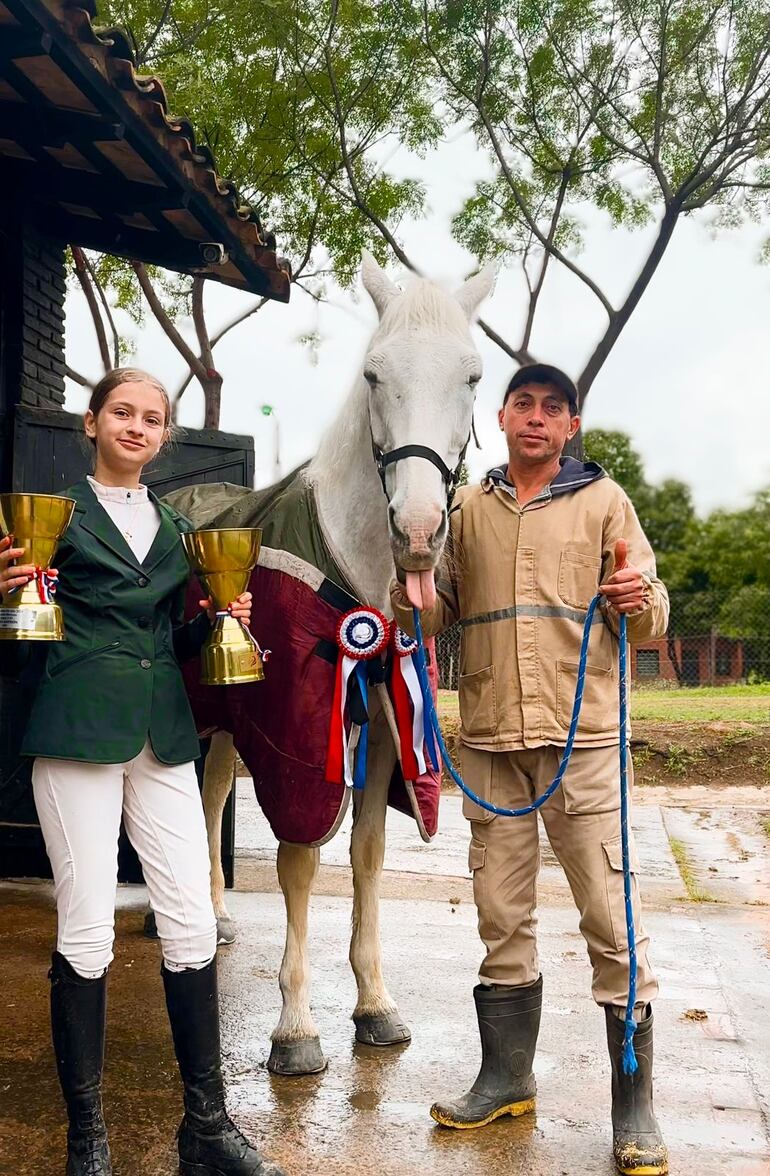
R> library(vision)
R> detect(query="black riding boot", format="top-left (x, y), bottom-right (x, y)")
top-left (430, 975), bottom-right (542, 1129)
top-left (49, 952), bottom-right (112, 1176)
top-left (162, 959), bottom-right (286, 1176)
top-left (605, 1005), bottom-right (668, 1175)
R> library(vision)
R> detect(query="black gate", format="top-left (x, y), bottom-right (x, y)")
top-left (0, 404), bottom-right (253, 883)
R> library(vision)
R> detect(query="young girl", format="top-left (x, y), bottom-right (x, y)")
top-left (0, 369), bottom-right (284, 1176)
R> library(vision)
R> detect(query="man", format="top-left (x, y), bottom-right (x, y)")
top-left (390, 363), bottom-right (669, 1176)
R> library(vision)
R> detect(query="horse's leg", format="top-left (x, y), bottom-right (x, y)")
top-left (349, 722), bottom-right (411, 1046)
top-left (202, 730), bottom-right (237, 945)
top-left (143, 730), bottom-right (236, 943)
top-left (268, 841), bottom-right (327, 1077)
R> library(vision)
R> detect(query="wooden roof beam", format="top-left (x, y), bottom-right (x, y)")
top-left (2, 156), bottom-right (187, 213)
top-left (36, 205), bottom-right (255, 290)
top-left (0, 29), bottom-right (52, 67)
top-left (2, 0), bottom-right (277, 295)
top-left (0, 101), bottom-right (125, 147)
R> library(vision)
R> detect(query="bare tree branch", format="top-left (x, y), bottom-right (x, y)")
top-left (65, 364), bottom-right (93, 388)
top-left (137, 0), bottom-right (172, 65)
top-left (421, 3), bottom-right (616, 319)
top-left (71, 246), bottom-right (111, 373)
top-left (520, 168), bottom-right (571, 352)
top-left (192, 277), bottom-right (214, 371)
top-left (174, 296), bottom-right (269, 402)
top-left (578, 207), bottom-right (678, 398)
top-left (132, 262), bottom-right (208, 382)
top-left (83, 253), bottom-right (120, 367)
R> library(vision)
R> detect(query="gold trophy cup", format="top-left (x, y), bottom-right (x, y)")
top-left (181, 527), bottom-right (265, 686)
top-left (0, 493), bottom-right (75, 641)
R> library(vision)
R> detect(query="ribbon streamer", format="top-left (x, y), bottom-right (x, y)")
top-left (9, 566), bottom-right (58, 603)
top-left (390, 627), bottom-right (427, 781)
top-left (325, 608), bottom-right (389, 790)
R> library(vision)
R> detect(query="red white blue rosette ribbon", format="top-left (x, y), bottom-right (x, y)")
top-left (325, 607), bottom-right (390, 789)
top-left (390, 626), bottom-right (430, 780)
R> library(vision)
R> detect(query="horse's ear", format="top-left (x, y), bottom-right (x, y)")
top-left (455, 264), bottom-right (497, 320)
top-left (361, 250), bottom-right (400, 317)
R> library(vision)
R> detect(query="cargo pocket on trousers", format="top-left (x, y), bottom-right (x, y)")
top-left (468, 838), bottom-right (486, 873)
top-left (459, 744), bottom-right (496, 824)
top-left (602, 834), bottom-right (641, 951)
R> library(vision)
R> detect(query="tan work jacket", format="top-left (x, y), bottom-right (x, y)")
top-left (390, 469), bottom-right (669, 750)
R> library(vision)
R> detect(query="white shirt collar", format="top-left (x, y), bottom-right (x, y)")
top-left (87, 475), bottom-right (149, 505)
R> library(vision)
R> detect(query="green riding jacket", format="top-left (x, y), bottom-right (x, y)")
top-left (16, 478), bottom-right (210, 765)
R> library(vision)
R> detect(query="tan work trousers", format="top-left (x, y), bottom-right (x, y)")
top-left (461, 743), bottom-right (657, 1008)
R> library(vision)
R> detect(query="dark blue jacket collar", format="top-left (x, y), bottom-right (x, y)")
top-left (484, 456), bottom-right (605, 499)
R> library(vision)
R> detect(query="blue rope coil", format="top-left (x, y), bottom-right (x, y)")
top-left (411, 596), bottom-right (639, 1074)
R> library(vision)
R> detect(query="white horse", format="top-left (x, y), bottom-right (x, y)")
top-left (198, 253), bottom-right (494, 1075)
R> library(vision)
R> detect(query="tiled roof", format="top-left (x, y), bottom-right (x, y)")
top-left (0, 0), bottom-right (291, 299)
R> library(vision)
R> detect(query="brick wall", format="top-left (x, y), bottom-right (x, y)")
top-left (19, 225), bottom-right (66, 409)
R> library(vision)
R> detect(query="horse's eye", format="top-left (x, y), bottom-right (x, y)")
top-left (363, 369), bottom-right (378, 386)
top-left (468, 374), bottom-right (481, 387)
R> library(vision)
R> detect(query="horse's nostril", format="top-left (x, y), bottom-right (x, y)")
top-left (388, 505), bottom-right (407, 545)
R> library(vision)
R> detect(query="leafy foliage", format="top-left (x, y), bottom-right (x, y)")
top-left (586, 428), bottom-right (770, 677)
top-left (97, 0), bottom-right (439, 297)
top-left (425, 0), bottom-right (770, 388)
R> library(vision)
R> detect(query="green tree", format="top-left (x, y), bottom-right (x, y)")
top-left (424, 0), bottom-right (770, 400)
top-left (583, 429), bottom-right (647, 500)
top-left (662, 487), bottom-right (770, 679)
top-left (71, 1), bottom-right (770, 429)
top-left (73, 0), bottom-right (440, 422)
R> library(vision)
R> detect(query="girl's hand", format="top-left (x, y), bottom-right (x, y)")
top-left (199, 591), bottom-right (252, 628)
top-left (0, 534), bottom-right (38, 601)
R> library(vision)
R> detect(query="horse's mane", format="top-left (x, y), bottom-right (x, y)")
top-left (309, 276), bottom-right (471, 484)
top-left (375, 277), bottom-right (471, 340)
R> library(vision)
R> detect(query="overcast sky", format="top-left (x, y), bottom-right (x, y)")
top-left (63, 130), bottom-right (769, 516)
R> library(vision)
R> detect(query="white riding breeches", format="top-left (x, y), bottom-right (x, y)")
top-left (32, 740), bottom-right (217, 979)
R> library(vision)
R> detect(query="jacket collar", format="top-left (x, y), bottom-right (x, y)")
top-left (482, 456), bottom-right (605, 499)
top-left (68, 478), bottom-right (184, 575)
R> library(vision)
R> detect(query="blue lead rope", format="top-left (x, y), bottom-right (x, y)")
top-left (411, 596), bottom-right (638, 1074)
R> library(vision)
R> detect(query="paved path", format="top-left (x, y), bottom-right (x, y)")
top-left (1, 780), bottom-right (769, 1175)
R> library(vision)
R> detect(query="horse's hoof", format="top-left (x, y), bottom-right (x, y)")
top-left (143, 910), bottom-right (159, 939)
top-left (354, 1011), bottom-right (412, 1046)
top-left (268, 1037), bottom-right (328, 1077)
top-left (216, 916), bottom-right (237, 945)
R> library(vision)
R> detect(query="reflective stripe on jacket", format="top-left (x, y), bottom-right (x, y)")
top-left (390, 474), bottom-right (669, 751)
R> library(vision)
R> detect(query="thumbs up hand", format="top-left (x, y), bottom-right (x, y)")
top-left (599, 538), bottom-right (646, 614)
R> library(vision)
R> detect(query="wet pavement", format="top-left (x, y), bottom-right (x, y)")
top-left (1, 781), bottom-right (769, 1175)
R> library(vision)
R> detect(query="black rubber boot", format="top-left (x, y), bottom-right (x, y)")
top-left (605, 1005), bottom-right (668, 1175)
top-left (162, 959), bottom-right (286, 1176)
top-left (49, 952), bottom-right (112, 1176)
top-left (430, 975), bottom-right (542, 1129)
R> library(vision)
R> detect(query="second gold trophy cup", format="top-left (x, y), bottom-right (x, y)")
top-left (181, 527), bottom-right (265, 686)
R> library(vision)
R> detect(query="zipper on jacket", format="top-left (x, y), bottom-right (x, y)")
top-left (48, 640), bottom-right (121, 678)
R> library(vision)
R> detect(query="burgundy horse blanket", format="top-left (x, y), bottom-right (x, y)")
top-left (166, 467), bottom-right (440, 846)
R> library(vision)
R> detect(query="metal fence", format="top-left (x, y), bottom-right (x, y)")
top-left (435, 603), bottom-right (770, 690)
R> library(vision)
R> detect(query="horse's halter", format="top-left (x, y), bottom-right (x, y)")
top-left (371, 437), bottom-right (470, 511)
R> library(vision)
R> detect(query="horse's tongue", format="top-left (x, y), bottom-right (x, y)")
top-left (405, 570), bottom-right (436, 611)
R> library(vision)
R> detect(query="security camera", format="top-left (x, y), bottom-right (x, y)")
top-left (199, 242), bottom-right (229, 265)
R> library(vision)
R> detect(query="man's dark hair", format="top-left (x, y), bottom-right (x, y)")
top-left (504, 363), bottom-right (579, 414)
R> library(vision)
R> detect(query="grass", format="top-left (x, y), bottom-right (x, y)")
top-left (761, 817), bottom-right (770, 839)
top-left (439, 686), bottom-right (770, 725)
top-left (668, 836), bottom-right (717, 903)
top-left (631, 684), bottom-right (770, 724)
top-left (438, 690), bottom-right (460, 722)
top-left (664, 744), bottom-right (702, 776)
